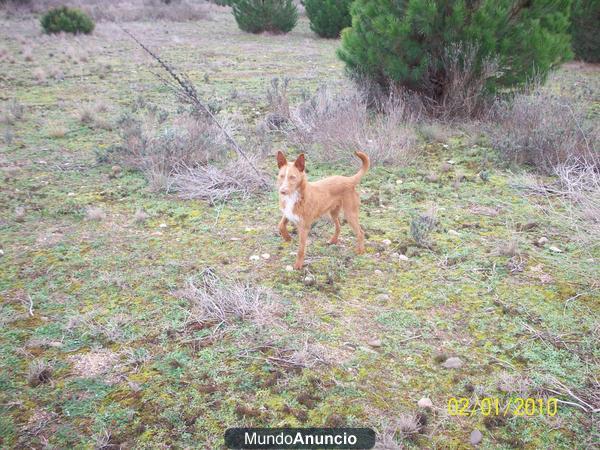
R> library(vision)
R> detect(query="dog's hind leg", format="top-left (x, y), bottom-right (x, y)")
top-left (329, 206), bottom-right (341, 244)
top-left (344, 194), bottom-right (365, 254)
top-left (278, 216), bottom-right (292, 242)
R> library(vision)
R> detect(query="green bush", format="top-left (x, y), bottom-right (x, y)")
top-left (41, 6), bottom-right (94, 35)
top-left (338, 0), bottom-right (572, 106)
top-left (571, 0), bottom-right (600, 62)
top-left (232, 0), bottom-right (298, 34)
top-left (304, 0), bottom-right (352, 38)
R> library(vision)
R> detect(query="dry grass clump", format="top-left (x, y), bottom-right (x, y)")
top-left (289, 85), bottom-right (419, 165)
top-left (133, 208), bottom-right (149, 223)
top-left (77, 104), bottom-right (95, 125)
top-left (1, 99), bottom-right (25, 125)
top-left (170, 154), bottom-right (269, 203)
top-left (487, 84), bottom-right (598, 173)
top-left (513, 160), bottom-right (600, 247)
top-left (85, 206), bottom-right (106, 221)
top-left (418, 122), bottom-right (453, 144)
top-left (33, 67), bottom-right (46, 83)
top-left (47, 122), bottom-right (68, 138)
top-left (27, 360), bottom-right (53, 387)
top-left (174, 268), bottom-right (282, 331)
top-left (375, 414), bottom-right (424, 448)
top-left (69, 349), bottom-right (120, 380)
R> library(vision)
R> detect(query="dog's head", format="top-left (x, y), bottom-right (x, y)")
top-left (276, 151), bottom-right (305, 195)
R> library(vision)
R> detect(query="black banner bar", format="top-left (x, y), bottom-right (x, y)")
top-left (224, 427), bottom-right (375, 449)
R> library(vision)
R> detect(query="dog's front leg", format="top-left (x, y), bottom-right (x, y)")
top-left (293, 223), bottom-right (309, 270)
top-left (278, 216), bottom-right (292, 242)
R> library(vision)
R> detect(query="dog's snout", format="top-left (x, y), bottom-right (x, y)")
top-left (279, 188), bottom-right (289, 195)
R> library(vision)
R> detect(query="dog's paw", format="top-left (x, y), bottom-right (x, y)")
top-left (293, 261), bottom-right (303, 270)
top-left (356, 247), bottom-right (365, 254)
top-left (282, 235), bottom-right (292, 242)
top-left (328, 238), bottom-right (339, 245)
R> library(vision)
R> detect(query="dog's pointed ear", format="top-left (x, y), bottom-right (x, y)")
top-left (276, 151), bottom-right (287, 169)
top-left (294, 153), bottom-right (305, 172)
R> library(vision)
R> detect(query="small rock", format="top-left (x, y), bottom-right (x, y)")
top-left (230, 237), bottom-right (241, 241)
top-left (536, 236), bottom-right (548, 247)
top-left (0, 249), bottom-right (4, 256)
top-left (249, 254), bottom-right (260, 261)
top-left (261, 253), bottom-right (270, 259)
top-left (67, 192), bottom-right (75, 196)
top-left (245, 227), bottom-right (253, 232)
top-left (398, 254), bottom-right (409, 261)
top-left (448, 229), bottom-right (460, 236)
top-left (303, 275), bottom-right (316, 286)
top-left (374, 269), bottom-right (383, 275)
top-left (447, 159), bottom-right (455, 165)
top-left (382, 239), bottom-right (392, 247)
top-left (442, 357), bottom-right (463, 369)
top-left (285, 265), bottom-right (294, 272)
top-left (48, 341), bottom-right (63, 348)
top-left (128, 381), bottom-right (142, 393)
top-left (442, 144), bottom-right (449, 148)
top-left (368, 339), bottom-right (382, 348)
top-left (549, 246), bottom-right (562, 253)
top-left (111, 165), bottom-right (122, 174)
top-left (395, 179), bottom-right (403, 184)
top-left (375, 294), bottom-right (390, 303)
top-left (470, 429), bottom-right (483, 445)
top-left (159, 223), bottom-right (167, 228)
top-left (417, 397), bottom-right (433, 409)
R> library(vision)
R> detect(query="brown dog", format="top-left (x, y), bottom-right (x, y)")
top-left (276, 151), bottom-right (370, 269)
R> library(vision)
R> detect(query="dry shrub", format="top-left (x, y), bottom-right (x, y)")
top-left (289, 85), bottom-right (420, 165)
top-left (263, 77), bottom-right (291, 130)
top-left (514, 160), bottom-right (600, 248)
top-left (554, 162), bottom-right (600, 231)
top-left (426, 43), bottom-right (499, 120)
top-left (487, 84), bottom-right (598, 173)
top-left (85, 206), bottom-right (106, 221)
top-left (174, 268), bottom-right (282, 330)
top-left (112, 112), bottom-right (227, 191)
top-left (77, 104), bottom-right (94, 124)
top-left (170, 154), bottom-right (268, 203)
top-left (1, 99), bottom-right (25, 125)
top-left (33, 67), bottom-right (46, 83)
top-left (3, 0), bottom-right (213, 21)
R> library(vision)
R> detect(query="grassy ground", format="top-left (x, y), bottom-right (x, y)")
top-left (1, 9), bottom-right (599, 450)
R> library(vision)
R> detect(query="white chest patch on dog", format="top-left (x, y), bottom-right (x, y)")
top-left (281, 191), bottom-right (300, 223)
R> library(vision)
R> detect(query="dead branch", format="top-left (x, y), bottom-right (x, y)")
top-left (120, 26), bottom-right (266, 182)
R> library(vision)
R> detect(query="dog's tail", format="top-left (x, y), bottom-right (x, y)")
top-left (350, 151), bottom-right (370, 184)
